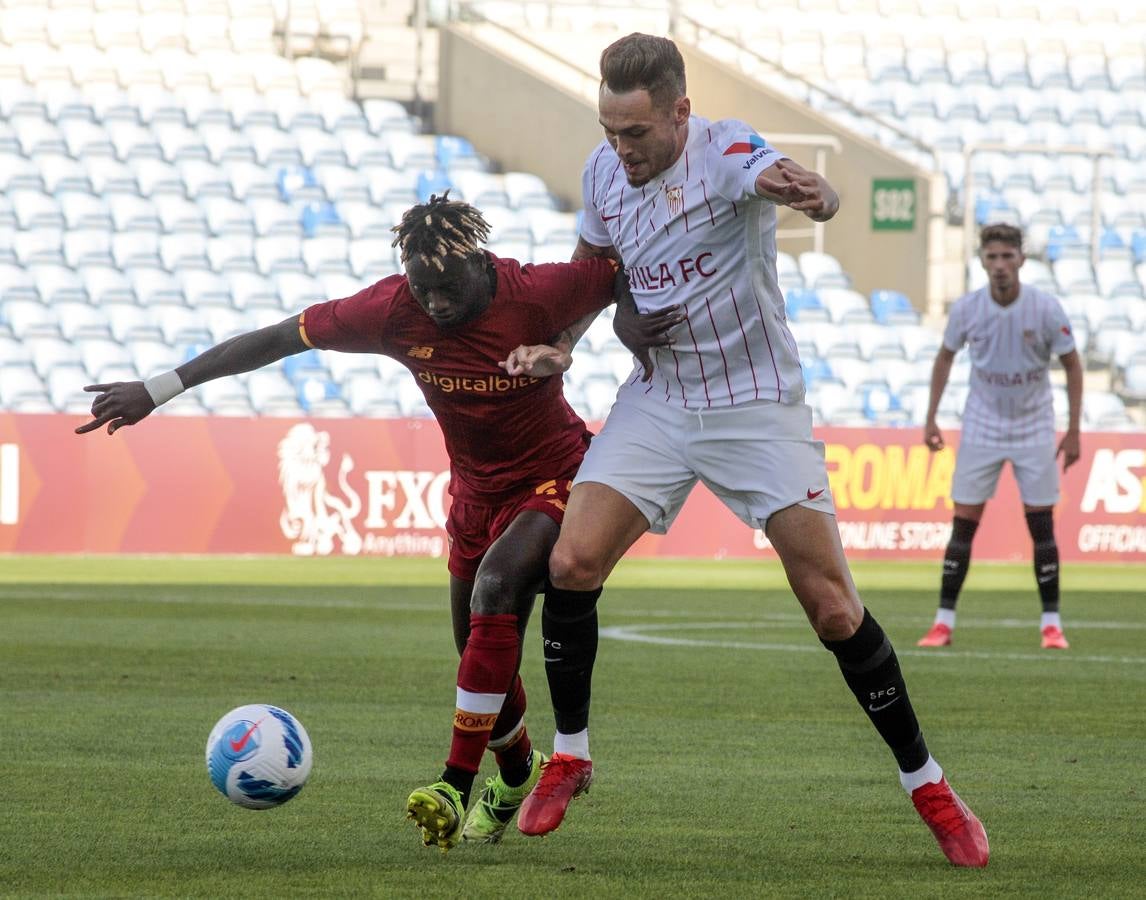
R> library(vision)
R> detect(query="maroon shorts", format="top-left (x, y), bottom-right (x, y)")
top-left (446, 473), bottom-right (576, 582)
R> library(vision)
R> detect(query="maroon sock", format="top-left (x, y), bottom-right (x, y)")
top-left (490, 675), bottom-right (534, 785)
top-left (445, 613), bottom-right (520, 776)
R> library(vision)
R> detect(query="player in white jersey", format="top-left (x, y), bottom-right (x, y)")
top-left (918, 223), bottom-right (1083, 652)
top-left (503, 33), bottom-right (989, 868)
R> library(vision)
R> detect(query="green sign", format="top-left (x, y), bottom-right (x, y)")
top-left (871, 178), bottom-right (916, 231)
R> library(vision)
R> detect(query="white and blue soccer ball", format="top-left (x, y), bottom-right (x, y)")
top-left (205, 704), bottom-right (313, 809)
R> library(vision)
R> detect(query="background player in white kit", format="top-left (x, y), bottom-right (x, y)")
top-left (508, 32), bottom-right (989, 868)
top-left (918, 223), bottom-right (1083, 651)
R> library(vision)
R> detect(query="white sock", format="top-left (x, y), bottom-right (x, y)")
top-left (935, 608), bottom-right (956, 629)
top-left (553, 729), bottom-right (590, 760)
top-left (1041, 611), bottom-right (1062, 630)
top-left (899, 755), bottom-right (944, 793)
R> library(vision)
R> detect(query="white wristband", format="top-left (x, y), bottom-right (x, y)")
top-left (144, 370), bottom-right (185, 407)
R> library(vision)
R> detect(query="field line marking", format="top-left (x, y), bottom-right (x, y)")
top-left (600, 623), bottom-right (1146, 665)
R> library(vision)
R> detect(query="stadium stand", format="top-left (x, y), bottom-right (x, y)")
top-left (0, 0), bottom-right (1141, 431)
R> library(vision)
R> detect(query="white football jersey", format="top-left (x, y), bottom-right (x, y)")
top-left (943, 284), bottom-right (1076, 447)
top-left (581, 116), bottom-right (805, 409)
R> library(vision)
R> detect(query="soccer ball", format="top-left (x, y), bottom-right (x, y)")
top-left (205, 704), bottom-right (313, 809)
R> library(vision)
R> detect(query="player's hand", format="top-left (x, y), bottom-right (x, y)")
top-left (1057, 429), bottom-right (1081, 472)
top-left (499, 344), bottom-right (572, 377)
top-left (74, 382), bottom-right (156, 435)
top-left (613, 302), bottom-right (683, 382)
top-left (924, 421), bottom-right (944, 452)
top-left (755, 160), bottom-right (836, 220)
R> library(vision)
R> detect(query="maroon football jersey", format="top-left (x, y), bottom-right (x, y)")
top-left (299, 253), bottom-right (618, 504)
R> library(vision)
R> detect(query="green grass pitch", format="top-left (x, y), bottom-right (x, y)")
top-left (2, 556), bottom-right (1143, 899)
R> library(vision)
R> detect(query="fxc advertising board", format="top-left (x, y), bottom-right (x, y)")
top-left (0, 413), bottom-right (1143, 562)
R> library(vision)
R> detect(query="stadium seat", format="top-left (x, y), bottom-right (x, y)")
top-left (870, 289), bottom-right (920, 325)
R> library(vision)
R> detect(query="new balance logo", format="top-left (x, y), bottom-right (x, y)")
top-left (407, 346), bottom-right (434, 359)
top-left (0, 444), bottom-right (18, 525)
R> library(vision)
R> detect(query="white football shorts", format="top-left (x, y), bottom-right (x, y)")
top-left (574, 389), bottom-right (836, 534)
top-left (951, 442), bottom-right (1060, 506)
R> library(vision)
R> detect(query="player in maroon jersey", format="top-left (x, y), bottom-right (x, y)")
top-left (76, 193), bottom-right (627, 849)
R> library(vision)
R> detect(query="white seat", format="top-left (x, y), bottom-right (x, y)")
top-left (111, 231), bottom-right (162, 269)
top-left (255, 235), bottom-right (304, 274)
top-left (26, 335), bottom-right (75, 379)
top-left (79, 265), bottom-right (136, 305)
top-left (159, 232), bottom-right (211, 270)
top-left (60, 194), bottom-right (112, 231)
top-left (100, 304), bottom-right (153, 343)
top-left (1, 299), bottom-right (57, 339)
top-left (38, 156), bottom-right (92, 194)
top-left (250, 198), bottom-right (299, 236)
top-left (13, 229), bottom-right (65, 266)
top-left (129, 267), bottom-right (185, 306)
top-left (503, 171), bottom-right (557, 210)
top-left (133, 158), bottom-right (186, 198)
top-left (83, 157), bottom-right (139, 195)
top-left (154, 195), bottom-right (208, 233)
top-left (31, 264), bottom-right (87, 304)
top-left (51, 300), bottom-right (109, 341)
top-left (274, 272), bottom-right (325, 309)
top-left (799, 251), bottom-right (845, 286)
top-left (200, 196), bottom-right (254, 236)
top-left (204, 307), bottom-right (251, 343)
top-left (207, 234), bottom-right (257, 272)
top-left (11, 191), bottom-right (63, 230)
top-left (301, 235), bottom-right (350, 272)
top-left (347, 238), bottom-right (398, 279)
top-left (0, 363), bottom-right (49, 406)
top-left (819, 287), bottom-right (873, 324)
top-left (318, 273), bottom-right (360, 302)
top-left (226, 270), bottom-right (279, 310)
top-left (178, 159), bottom-right (232, 197)
top-left (108, 195), bottom-right (161, 232)
top-left (247, 369), bottom-right (297, 410)
top-left (181, 270), bottom-right (232, 307)
top-left (75, 336), bottom-right (132, 376)
top-left (129, 338), bottom-right (182, 379)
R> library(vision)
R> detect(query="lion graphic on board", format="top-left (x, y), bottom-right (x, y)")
top-left (277, 423), bottom-right (362, 556)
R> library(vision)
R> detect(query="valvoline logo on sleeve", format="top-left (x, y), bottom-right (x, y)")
top-left (722, 134), bottom-right (768, 156)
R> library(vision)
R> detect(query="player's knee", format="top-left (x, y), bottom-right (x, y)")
top-left (797, 576), bottom-right (863, 639)
top-left (470, 569), bottom-right (526, 616)
top-left (548, 542), bottom-right (604, 592)
top-left (811, 604), bottom-right (863, 641)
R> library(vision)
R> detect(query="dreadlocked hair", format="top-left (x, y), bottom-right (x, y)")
top-left (391, 192), bottom-right (491, 271)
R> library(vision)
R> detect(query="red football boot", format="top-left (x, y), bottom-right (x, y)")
top-left (517, 753), bottom-right (593, 836)
top-left (911, 777), bottom-right (990, 867)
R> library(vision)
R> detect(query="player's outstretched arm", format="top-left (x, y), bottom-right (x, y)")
top-left (500, 237), bottom-right (629, 378)
top-left (754, 158), bottom-right (839, 222)
top-left (1058, 348), bottom-right (1083, 471)
top-left (924, 346), bottom-right (956, 451)
top-left (75, 316), bottom-right (308, 435)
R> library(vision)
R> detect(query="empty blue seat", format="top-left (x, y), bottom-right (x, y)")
top-left (785, 287), bottom-right (824, 320)
top-left (299, 201), bottom-right (342, 238)
top-left (416, 169), bottom-right (453, 203)
top-left (870, 289), bottom-right (919, 325)
top-left (276, 165), bottom-right (319, 203)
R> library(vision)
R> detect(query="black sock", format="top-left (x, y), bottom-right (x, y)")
top-left (500, 756), bottom-right (534, 789)
top-left (542, 580), bottom-right (600, 735)
top-left (1025, 510), bottom-right (1060, 613)
top-left (940, 516), bottom-right (979, 611)
top-left (440, 766), bottom-right (475, 808)
top-left (822, 609), bottom-right (929, 772)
